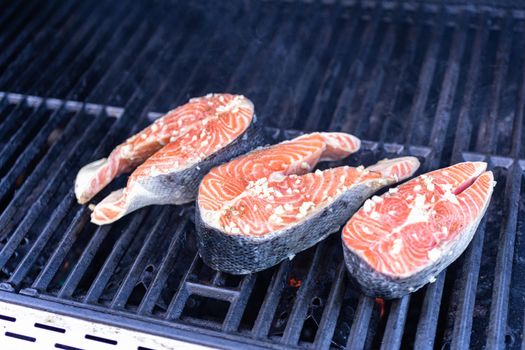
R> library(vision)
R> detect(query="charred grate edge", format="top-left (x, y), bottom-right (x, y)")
top-left (0, 91), bottom-right (124, 118)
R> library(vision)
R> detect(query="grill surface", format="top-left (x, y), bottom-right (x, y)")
top-left (0, 1), bottom-right (525, 349)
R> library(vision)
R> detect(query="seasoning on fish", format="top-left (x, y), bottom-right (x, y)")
top-left (75, 93), bottom-right (254, 204)
top-left (342, 162), bottom-right (495, 299)
top-left (90, 94), bottom-right (262, 225)
top-left (196, 132), bottom-right (421, 274)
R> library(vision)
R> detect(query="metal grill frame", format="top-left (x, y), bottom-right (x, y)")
top-left (0, 1), bottom-right (525, 349)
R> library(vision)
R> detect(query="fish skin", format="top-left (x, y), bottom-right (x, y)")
top-left (196, 184), bottom-right (369, 274)
top-left (90, 97), bottom-right (262, 225)
top-left (342, 162), bottom-right (495, 299)
top-left (75, 93), bottom-right (251, 204)
top-left (196, 133), bottom-right (419, 274)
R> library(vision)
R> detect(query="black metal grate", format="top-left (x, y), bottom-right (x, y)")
top-left (0, 1), bottom-right (524, 349)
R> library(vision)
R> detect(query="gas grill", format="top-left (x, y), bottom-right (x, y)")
top-left (0, 0), bottom-right (524, 349)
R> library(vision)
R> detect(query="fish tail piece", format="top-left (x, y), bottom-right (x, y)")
top-left (90, 188), bottom-right (129, 225)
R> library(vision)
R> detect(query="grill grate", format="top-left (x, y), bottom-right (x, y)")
top-left (0, 1), bottom-right (525, 349)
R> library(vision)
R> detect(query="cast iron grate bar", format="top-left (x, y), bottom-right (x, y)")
top-left (285, 4), bottom-right (344, 130)
top-left (0, 106), bottom-right (108, 229)
top-left (329, 5), bottom-right (384, 132)
top-left (252, 261), bottom-right (292, 338)
top-left (83, 211), bottom-right (149, 304)
top-left (301, 3), bottom-right (364, 132)
top-left (485, 26), bottom-right (525, 345)
top-left (282, 241), bottom-right (326, 345)
top-left (236, 4), bottom-right (299, 113)
top-left (254, 3), bottom-right (325, 123)
top-left (41, 5), bottom-right (138, 99)
top-left (508, 40), bottom-right (525, 162)
top-left (486, 159), bottom-right (522, 348)
top-left (426, 15), bottom-right (468, 170)
top-left (0, 0), bottom-right (97, 91)
top-left (451, 214), bottom-right (490, 349)
top-left (450, 17), bottom-right (488, 161)
top-left (266, 2), bottom-right (341, 129)
top-left (346, 296), bottom-right (375, 349)
top-left (27, 1), bottom-right (120, 96)
top-left (380, 296), bottom-right (410, 350)
top-left (224, 7), bottom-right (281, 94)
top-left (0, 1), bottom-right (63, 73)
top-left (353, 7), bottom-right (401, 138)
top-left (0, 101), bottom-right (47, 170)
top-left (84, 18), bottom-right (159, 104)
top-left (56, 223), bottom-right (113, 298)
top-left (414, 277), bottom-right (446, 349)
top-left (475, 16), bottom-right (512, 154)
top-left (165, 254), bottom-right (204, 320)
top-left (0, 105), bottom-right (69, 201)
top-left (0, 1), bottom-right (24, 32)
top-left (6, 192), bottom-right (77, 288)
top-left (0, 0), bottom-right (42, 54)
top-left (31, 206), bottom-right (91, 291)
top-left (312, 262), bottom-right (346, 349)
top-left (0, 108), bottom-right (96, 263)
top-left (0, 100), bottom-right (27, 143)
top-left (375, 6), bottom-right (424, 143)
top-left (136, 216), bottom-right (189, 315)
top-left (222, 274), bottom-right (257, 332)
top-left (210, 271), bottom-right (227, 286)
top-left (110, 207), bottom-right (173, 309)
top-left (404, 10), bottom-right (445, 146)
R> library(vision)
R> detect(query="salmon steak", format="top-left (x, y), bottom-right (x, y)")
top-left (342, 162), bottom-right (496, 299)
top-left (75, 93), bottom-right (256, 205)
top-left (90, 94), bottom-right (263, 225)
top-left (196, 132), bottom-right (420, 274)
